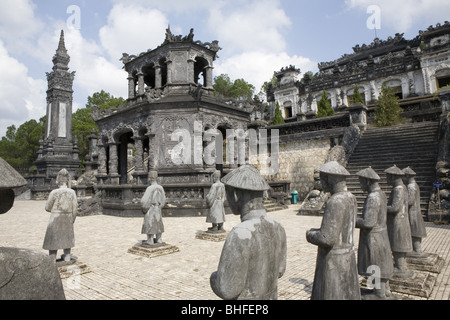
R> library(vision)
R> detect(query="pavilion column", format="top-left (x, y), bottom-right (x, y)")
top-left (146, 133), bottom-right (157, 171)
top-left (128, 73), bottom-right (136, 99)
top-left (108, 142), bottom-right (120, 184)
top-left (133, 136), bottom-right (144, 173)
top-left (137, 71), bottom-right (145, 96)
top-left (154, 64), bottom-right (162, 88)
top-left (204, 66), bottom-right (213, 88)
top-left (97, 143), bottom-right (107, 175)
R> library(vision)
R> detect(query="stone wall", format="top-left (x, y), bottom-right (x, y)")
top-left (256, 137), bottom-right (332, 200)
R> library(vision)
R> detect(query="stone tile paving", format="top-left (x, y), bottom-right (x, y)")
top-left (1, 200), bottom-right (449, 300)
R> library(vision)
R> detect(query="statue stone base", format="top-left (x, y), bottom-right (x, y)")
top-left (128, 241), bottom-right (180, 258)
top-left (389, 271), bottom-right (437, 298)
top-left (407, 253), bottom-right (445, 274)
top-left (56, 258), bottom-right (91, 279)
top-left (195, 230), bottom-right (228, 242)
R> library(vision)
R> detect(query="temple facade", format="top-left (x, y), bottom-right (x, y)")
top-left (268, 22), bottom-right (450, 119)
top-left (92, 28), bottom-right (254, 217)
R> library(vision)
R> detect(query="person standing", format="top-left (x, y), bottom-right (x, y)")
top-left (306, 161), bottom-right (360, 300)
top-left (43, 169), bottom-right (78, 262)
top-left (205, 170), bottom-right (226, 232)
top-left (210, 165), bottom-right (287, 300)
top-left (403, 167), bottom-right (428, 257)
top-left (355, 167), bottom-right (394, 299)
top-left (141, 170), bottom-right (166, 245)
top-left (385, 165), bottom-right (413, 278)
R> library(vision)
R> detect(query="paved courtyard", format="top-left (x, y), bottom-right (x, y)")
top-left (1, 200), bottom-right (449, 301)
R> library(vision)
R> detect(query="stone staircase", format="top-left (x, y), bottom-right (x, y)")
top-left (264, 198), bottom-right (289, 212)
top-left (346, 121), bottom-right (440, 220)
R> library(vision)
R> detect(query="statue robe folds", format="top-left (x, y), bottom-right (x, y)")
top-left (206, 181), bottom-right (226, 224)
top-left (307, 192), bottom-right (360, 300)
top-left (407, 181), bottom-right (427, 238)
top-left (210, 213), bottom-right (287, 300)
top-left (43, 186), bottom-right (78, 251)
top-left (356, 189), bottom-right (394, 279)
top-left (141, 184), bottom-right (166, 235)
top-left (387, 185), bottom-right (412, 253)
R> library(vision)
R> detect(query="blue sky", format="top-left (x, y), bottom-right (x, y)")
top-left (0, 0), bottom-right (449, 137)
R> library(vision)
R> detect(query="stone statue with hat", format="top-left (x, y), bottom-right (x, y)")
top-left (402, 167), bottom-right (427, 258)
top-left (355, 167), bottom-right (394, 299)
top-left (306, 161), bottom-right (361, 300)
top-left (43, 168), bottom-right (78, 263)
top-left (205, 170), bottom-right (226, 233)
top-left (210, 165), bottom-right (287, 300)
top-left (141, 170), bottom-right (166, 245)
top-left (384, 165), bottom-right (413, 278)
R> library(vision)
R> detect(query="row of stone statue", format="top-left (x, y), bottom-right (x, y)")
top-left (306, 162), bottom-right (427, 300)
top-left (0, 160), bottom-right (427, 300)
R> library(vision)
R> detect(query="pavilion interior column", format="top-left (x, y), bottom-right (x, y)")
top-left (204, 66), bottom-right (213, 88)
top-left (108, 143), bottom-right (119, 184)
top-left (137, 71), bottom-right (145, 96)
top-left (133, 136), bottom-right (144, 173)
top-left (154, 65), bottom-right (162, 88)
top-left (128, 73), bottom-right (136, 99)
top-left (97, 143), bottom-right (107, 175)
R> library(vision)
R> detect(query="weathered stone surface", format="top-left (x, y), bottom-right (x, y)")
top-left (211, 165), bottom-right (287, 300)
top-left (195, 230), bottom-right (228, 242)
top-left (128, 242), bottom-right (180, 258)
top-left (389, 271), bottom-right (437, 298)
top-left (0, 247), bottom-right (65, 300)
top-left (306, 161), bottom-right (361, 300)
top-left (57, 259), bottom-right (91, 279)
top-left (407, 253), bottom-right (445, 273)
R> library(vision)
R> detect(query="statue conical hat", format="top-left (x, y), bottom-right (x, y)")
top-left (0, 157), bottom-right (27, 189)
top-left (402, 167), bottom-right (416, 176)
top-left (356, 167), bottom-right (380, 180)
top-left (316, 161), bottom-right (350, 177)
top-left (221, 165), bottom-right (270, 191)
top-left (384, 165), bottom-right (405, 176)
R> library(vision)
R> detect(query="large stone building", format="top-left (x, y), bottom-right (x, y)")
top-left (92, 28), bottom-right (254, 217)
top-left (268, 22), bottom-right (450, 119)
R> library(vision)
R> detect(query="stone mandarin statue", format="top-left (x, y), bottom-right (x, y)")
top-left (355, 167), bottom-right (394, 300)
top-left (210, 165), bottom-right (287, 300)
top-left (205, 170), bottom-right (226, 233)
top-left (384, 165), bottom-right (413, 278)
top-left (0, 157), bottom-right (65, 300)
top-left (306, 161), bottom-right (361, 300)
top-left (402, 167), bottom-right (428, 258)
top-left (141, 170), bottom-right (166, 245)
top-left (43, 168), bottom-right (78, 262)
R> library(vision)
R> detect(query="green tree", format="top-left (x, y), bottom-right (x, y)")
top-left (272, 102), bottom-right (285, 125)
top-left (352, 85), bottom-right (365, 105)
top-left (73, 90), bottom-right (125, 161)
top-left (317, 90), bottom-right (334, 118)
top-left (374, 84), bottom-right (403, 127)
top-left (213, 74), bottom-right (255, 100)
top-left (0, 120), bottom-right (44, 171)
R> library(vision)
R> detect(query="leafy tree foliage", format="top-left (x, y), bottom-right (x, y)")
top-left (272, 102), bottom-right (285, 125)
top-left (0, 118), bottom-right (44, 171)
top-left (213, 74), bottom-right (255, 100)
top-left (352, 85), bottom-right (365, 105)
top-left (73, 90), bottom-right (125, 161)
top-left (317, 90), bottom-right (334, 118)
top-left (374, 84), bottom-right (403, 127)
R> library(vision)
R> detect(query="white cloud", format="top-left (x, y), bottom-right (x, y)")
top-left (208, 0), bottom-right (291, 55)
top-left (345, 0), bottom-right (450, 32)
top-left (0, 0), bottom-right (44, 54)
top-left (215, 51), bottom-right (317, 94)
top-left (99, 3), bottom-right (169, 62)
top-left (0, 40), bottom-right (46, 137)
